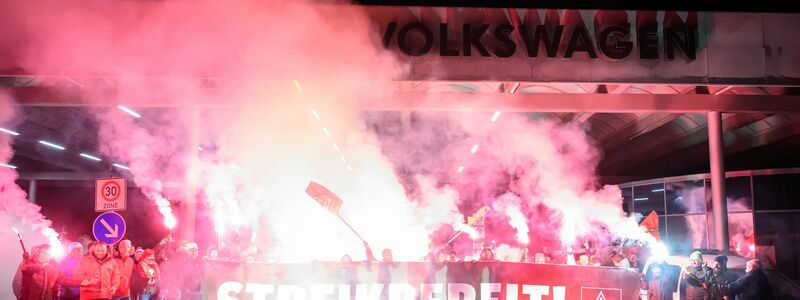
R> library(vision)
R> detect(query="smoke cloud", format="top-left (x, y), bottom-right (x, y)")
top-left (672, 185), bottom-right (754, 253)
top-left (0, 92), bottom-right (63, 298)
top-left (728, 212), bottom-right (754, 257)
top-left (374, 112), bottom-right (640, 253)
top-left (676, 186), bottom-right (707, 249)
top-left (0, 0), bottom-right (429, 262)
top-left (0, 0), bottom-right (650, 276)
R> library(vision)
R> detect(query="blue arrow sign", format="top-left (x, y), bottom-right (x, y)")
top-left (92, 212), bottom-right (126, 245)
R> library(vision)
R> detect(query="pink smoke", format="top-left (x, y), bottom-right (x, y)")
top-left (95, 108), bottom-right (182, 231)
top-left (0, 0), bottom-right (659, 266)
top-left (675, 186), bottom-right (707, 248)
top-left (0, 0), bottom-right (440, 261)
top-left (0, 0), bottom-right (420, 259)
top-left (493, 193), bottom-right (529, 245)
top-left (0, 92), bottom-right (64, 297)
top-left (373, 109), bottom-right (652, 256)
top-left (452, 114), bottom-right (632, 248)
top-left (728, 212), bottom-right (754, 257)
top-left (505, 205), bottom-right (529, 245)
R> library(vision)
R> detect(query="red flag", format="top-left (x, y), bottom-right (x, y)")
top-left (639, 211), bottom-right (661, 241)
top-left (305, 181), bottom-right (343, 215)
top-left (467, 206), bottom-right (491, 226)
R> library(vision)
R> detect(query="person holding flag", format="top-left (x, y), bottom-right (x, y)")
top-left (306, 181), bottom-right (397, 300)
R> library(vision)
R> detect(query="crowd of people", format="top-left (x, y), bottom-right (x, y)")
top-left (676, 251), bottom-right (776, 300)
top-left (14, 235), bottom-right (203, 300)
top-left (418, 240), bottom-right (646, 268)
top-left (14, 234), bottom-right (780, 300)
top-left (413, 240), bottom-right (778, 300)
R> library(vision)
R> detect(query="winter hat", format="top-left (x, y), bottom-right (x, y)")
top-left (68, 242), bottom-right (83, 252)
top-left (134, 248), bottom-right (144, 255)
top-left (714, 255), bottom-right (728, 265)
top-left (185, 243), bottom-right (198, 251)
top-left (689, 251), bottom-right (703, 261)
top-left (142, 249), bottom-right (156, 259)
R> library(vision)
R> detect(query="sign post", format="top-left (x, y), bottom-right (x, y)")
top-left (92, 212), bottom-right (126, 245)
top-left (96, 178), bottom-right (127, 212)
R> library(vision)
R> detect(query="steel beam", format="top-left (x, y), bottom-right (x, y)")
top-left (359, 92), bottom-right (800, 113)
top-left (8, 86), bottom-right (800, 113)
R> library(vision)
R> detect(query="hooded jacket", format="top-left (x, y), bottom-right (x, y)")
top-left (684, 265), bottom-right (714, 300)
top-left (19, 260), bottom-right (61, 300)
top-left (725, 269), bottom-right (776, 300)
top-left (18, 244), bottom-right (80, 300)
top-left (709, 268), bottom-right (737, 300)
top-left (113, 254), bottom-right (134, 297)
top-left (74, 253), bottom-right (121, 300)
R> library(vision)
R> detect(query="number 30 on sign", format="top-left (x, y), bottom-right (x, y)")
top-left (96, 178), bottom-right (127, 212)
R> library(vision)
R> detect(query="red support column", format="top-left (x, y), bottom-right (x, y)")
top-left (707, 111), bottom-right (730, 252)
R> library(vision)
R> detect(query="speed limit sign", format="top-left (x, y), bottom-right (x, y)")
top-left (96, 178), bottom-right (127, 212)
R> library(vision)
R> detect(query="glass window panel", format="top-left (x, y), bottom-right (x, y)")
top-left (666, 215), bottom-right (708, 252)
top-left (666, 180), bottom-right (705, 214)
top-left (621, 187), bottom-right (633, 214)
top-left (729, 213), bottom-right (755, 258)
top-left (726, 176), bottom-right (753, 212)
top-left (708, 212), bottom-right (755, 254)
top-left (754, 212), bottom-right (800, 280)
top-left (753, 174), bottom-right (800, 210)
top-left (706, 177), bottom-right (754, 213)
top-left (633, 183), bottom-right (665, 216)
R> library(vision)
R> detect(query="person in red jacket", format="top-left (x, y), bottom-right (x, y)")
top-left (113, 240), bottom-right (134, 300)
top-left (74, 241), bottom-right (121, 300)
top-left (131, 249), bottom-right (160, 300)
top-left (18, 244), bottom-right (80, 300)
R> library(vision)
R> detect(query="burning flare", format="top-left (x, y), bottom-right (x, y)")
top-left (505, 204), bottom-right (529, 244)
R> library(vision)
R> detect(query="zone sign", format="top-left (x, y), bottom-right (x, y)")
top-left (96, 178), bottom-right (127, 212)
